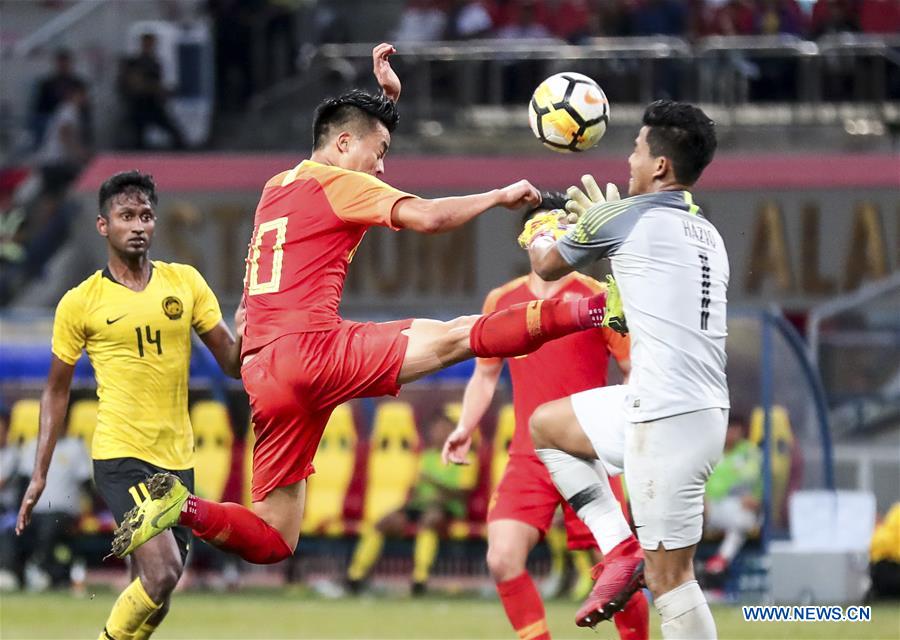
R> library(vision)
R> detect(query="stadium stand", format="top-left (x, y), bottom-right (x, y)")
top-left (301, 404), bottom-right (359, 537)
top-left (191, 400), bottom-right (235, 502)
top-left (8, 398), bottom-right (40, 446)
top-left (361, 401), bottom-right (421, 526)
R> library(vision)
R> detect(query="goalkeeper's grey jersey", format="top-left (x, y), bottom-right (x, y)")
top-left (558, 190), bottom-right (729, 422)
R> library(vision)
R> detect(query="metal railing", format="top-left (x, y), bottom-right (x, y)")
top-left (307, 34), bottom-right (900, 120)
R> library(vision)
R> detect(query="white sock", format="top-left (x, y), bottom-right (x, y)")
top-left (655, 580), bottom-right (717, 640)
top-left (535, 448), bottom-right (632, 555)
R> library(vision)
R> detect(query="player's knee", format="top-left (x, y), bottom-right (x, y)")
top-left (643, 557), bottom-right (694, 598)
top-left (486, 541), bottom-right (526, 582)
top-left (529, 404), bottom-right (555, 450)
top-left (442, 315), bottom-right (479, 358)
top-left (142, 560), bottom-right (182, 602)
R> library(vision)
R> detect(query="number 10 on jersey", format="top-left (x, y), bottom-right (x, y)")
top-left (246, 217), bottom-right (288, 295)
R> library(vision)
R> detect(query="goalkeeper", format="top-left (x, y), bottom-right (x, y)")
top-left (445, 190), bottom-right (646, 640)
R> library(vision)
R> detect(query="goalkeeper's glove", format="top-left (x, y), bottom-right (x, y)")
top-left (602, 275), bottom-right (628, 335)
top-left (517, 211), bottom-right (570, 249)
top-left (565, 174), bottom-right (621, 219)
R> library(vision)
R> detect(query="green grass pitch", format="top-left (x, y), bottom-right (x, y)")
top-left (1, 590), bottom-right (897, 639)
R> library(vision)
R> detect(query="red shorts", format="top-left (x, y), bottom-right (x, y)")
top-left (488, 453), bottom-right (628, 551)
top-left (242, 319), bottom-right (413, 501)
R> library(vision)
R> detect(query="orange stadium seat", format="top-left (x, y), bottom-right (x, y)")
top-left (191, 400), bottom-right (234, 502)
top-left (67, 399), bottom-right (98, 447)
top-left (302, 404), bottom-right (358, 536)
top-left (8, 398), bottom-right (40, 446)
top-left (361, 401), bottom-right (420, 525)
top-left (750, 404), bottom-right (795, 529)
top-left (490, 404), bottom-right (516, 490)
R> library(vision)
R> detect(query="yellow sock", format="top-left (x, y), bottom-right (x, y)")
top-left (412, 528), bottom-right (439, 584)
top-left (545, 525), bottom-right (568, 577)
top-left (347, 525), bottom-right (385, 581)
top-left (99, 578), bottom-right (160, 640)
top-left (132, 621), bottom-right (158, 640)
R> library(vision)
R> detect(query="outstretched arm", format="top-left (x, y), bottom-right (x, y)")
top-left (17, 356), bottom-right (74, 534)
top-left (391, 180), bottom-right (541, 234)
top-left (528, 240), bottom-right (575, 281)
top-left (373, 42), bottom-right (401, 103)
top-left (442, 357), bottom-right (503, 465)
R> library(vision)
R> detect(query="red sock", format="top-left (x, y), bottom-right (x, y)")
top-left (613, 589), bottom-right (650, 640)
top-left (179, 496), bottom-right (292, 564)
top-left (469, 294), bottom-right (606, 358)
top-left (496, 572), bottom-right (550, 640)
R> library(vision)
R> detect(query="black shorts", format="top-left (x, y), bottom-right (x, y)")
top-left (93, 457), bottom-right (194, 564)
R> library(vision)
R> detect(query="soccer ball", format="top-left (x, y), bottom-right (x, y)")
top-left (528, 72), bottom-right (609, 153)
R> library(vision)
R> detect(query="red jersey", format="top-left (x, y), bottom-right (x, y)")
top-left (483, 274), bottom-right (630, 458)
top-left (242, 160), bottom-right (415, 356)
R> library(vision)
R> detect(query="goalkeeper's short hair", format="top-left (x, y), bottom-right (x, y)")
top-left (522, 191), bottom-right (567, 227)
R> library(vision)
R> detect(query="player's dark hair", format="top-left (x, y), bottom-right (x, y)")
top-left (312, 90), bottom-right (399, 150)
top-left (642, 100), bottom-right (716, 186)
top-left (98, 170), bottom-right (158, 219)
top-left (522, 191), bottom-right (567, 226)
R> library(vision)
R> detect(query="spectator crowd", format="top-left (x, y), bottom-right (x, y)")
top-left (388, 0), bottom-right (900, 45)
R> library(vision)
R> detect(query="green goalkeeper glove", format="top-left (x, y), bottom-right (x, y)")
top-left (603, 275), bottom-right (628, 335)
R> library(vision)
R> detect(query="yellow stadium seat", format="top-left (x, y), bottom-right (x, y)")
top-left (444, 401), bottom-right (482, 448)
top-left (190, 401), bottom-right (234, 502)
top-left (491, 404), bottom-right (516, 490)
top-left (362, 401), bottom-right (420, 524)
top-left (302, 404), bottom-right (358, 536)
top-left (750, 405), bottom-right (795, 529)
top-left (67, 399), bottom-right (98, 446)
top-left (8, 399), bottom-right (40, 445)
top-left (243, 419), bottom-right (255, 507)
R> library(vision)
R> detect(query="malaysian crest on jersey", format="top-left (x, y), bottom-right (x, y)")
top-left (162, 296), bottom-right (183, 320)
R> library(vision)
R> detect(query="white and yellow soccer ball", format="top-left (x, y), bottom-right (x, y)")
top-left (528, 72), bottom-right (609, 153)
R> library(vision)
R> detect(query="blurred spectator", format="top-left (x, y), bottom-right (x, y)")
top-left (756, 0), bottom-right (806, 35)
top-left (627, 0), bottom-right (688, 35)
top-left (859, 0), bottom-right (900, 33)
top-left (869, 502), bottom-right (900, 599)
top-left (32, 84), bottom-right (90, 197)
top-left (708, 0), bottom-right (759, 35)
top-left (393, 0), bottom-right (448, 42)
top-left (0, 404), bottom-right (20, 591)
top-left (542, 0), bottom-right (592, 42)
top-left (701, 414), bottom-right (762, 587)
top-left (445, 0), bottom-right (494, 39)
top-left (494, 0), bottom-right (553, 38)
top-left (30, 49), bottom-right (90, 150)
top-left (117, 32), bottom-right (186, 150)
top-left (346, 411), bottom-right (477, 596)
top-left (263, 0), bottom-right (301, 87)
top-left (810, 0), bottom-right (859, 38)
top-left (0, 168), bottom-right (31, 268)
top-left (207, 0), bottom-right (256, 112)
top-left (16, 430), bottom-right (92, 590)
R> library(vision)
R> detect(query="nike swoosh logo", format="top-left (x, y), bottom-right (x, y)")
top-left (150, 501), bottom-right (181, 529)
top-left (106, 314), bottom-right (127, 325)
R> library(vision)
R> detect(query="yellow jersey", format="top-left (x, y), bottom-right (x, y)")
top-left (51, 261), bottom-right (222, 469)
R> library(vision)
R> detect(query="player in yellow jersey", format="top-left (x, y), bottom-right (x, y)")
top-left (15, 171), bottom-right (243, 640)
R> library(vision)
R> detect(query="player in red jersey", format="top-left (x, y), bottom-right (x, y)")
top-left (108, 44), bottom-right (627, 566)
top-left (443, 194), bottom-right (648, 640)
